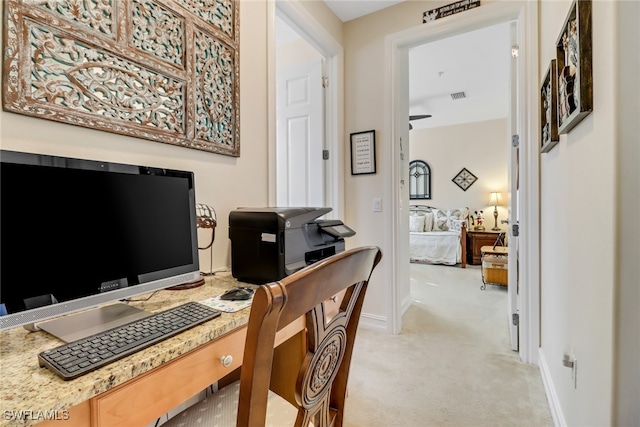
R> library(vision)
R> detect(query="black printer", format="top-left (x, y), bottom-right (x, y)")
top-left (228, 207), bottom-right (355, 284)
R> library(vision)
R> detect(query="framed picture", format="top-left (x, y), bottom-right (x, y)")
top-left (350, 130), bottom-right (376, 175)
top-left (555, 0), bottom-right (593, 134)
top-left (452, 168), bottom-right (477, 191)
top-left (541, 60), bottom-right (560, 153)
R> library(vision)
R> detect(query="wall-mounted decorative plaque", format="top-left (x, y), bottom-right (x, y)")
top-left (452, 168), bottom-right (477, 191)
top-left (3, 0), bottom-right (240, 157)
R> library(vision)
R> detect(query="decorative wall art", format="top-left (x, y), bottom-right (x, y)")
top-left (541, 59), bottom-right (560, 153)
top-left (2, 0), bottom-right (241, 156)
top-left (350, 130), bottom-right (376, 175)
top-left (555, 0), bottom-right (592, 134)
top-left (452, 168), bottom-right (477, 191)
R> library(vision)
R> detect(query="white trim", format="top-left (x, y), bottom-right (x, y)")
top-left (538, 348), bottom-right (565, 427)
top-left (269, 1), bottom-right (345, 219)
top-left (384, 1), bottom-right (540, 363)
top-left (358, 313), bottom-right (388, 333)
top-left (267, 1), bottom-right (277, 207)
top-left (518, 0), bottom-right (541, 365)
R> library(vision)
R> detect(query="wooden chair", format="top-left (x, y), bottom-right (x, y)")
top-left (163, 246), bottom-right (382, 427)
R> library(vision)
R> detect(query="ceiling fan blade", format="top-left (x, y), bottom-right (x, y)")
top-left (409, 114), bottom-right (432, 121)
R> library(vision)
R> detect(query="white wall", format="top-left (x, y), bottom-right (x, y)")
top-left (410, 119), bottom-right (508, 231)
top-left (613, 2), bottom-right (640, 425)
top-left (538, 1), bottom-right (638, 425)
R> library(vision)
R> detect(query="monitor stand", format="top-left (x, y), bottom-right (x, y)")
top-left (33, 303), bottom-right (152, 343)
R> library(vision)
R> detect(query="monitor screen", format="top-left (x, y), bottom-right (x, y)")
top-left (0, 150), bottom-right (200, 331)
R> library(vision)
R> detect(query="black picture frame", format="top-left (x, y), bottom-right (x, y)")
top-left (452, 168), bottom-right (477, 191)
top-left (350, 130), bottom-right (376, 175)
top-left (541, 59), bottom-right (560, 153)
top-left (555, 0), bottom-right (593, 134)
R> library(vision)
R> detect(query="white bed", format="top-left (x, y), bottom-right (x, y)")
top-left (410, 231), bottom-right (463, 266)
top-left (409, 205), bottom-right (468, 268)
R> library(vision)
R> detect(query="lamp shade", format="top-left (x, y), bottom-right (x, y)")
top-left (489, 192), bottom-right (502, 206)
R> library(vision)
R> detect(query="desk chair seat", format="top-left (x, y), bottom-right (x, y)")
top-left (163, 246), bottom-right (382, 427)
top-left (166, 381), bottom-right (299, 426)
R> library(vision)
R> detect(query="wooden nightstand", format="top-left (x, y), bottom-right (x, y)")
top-left (466, 230), bottom-right (503, 265)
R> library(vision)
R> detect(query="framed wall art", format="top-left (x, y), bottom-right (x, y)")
top-left (555, 0), bottom-right (593, 134)
top-left (541, 59), bottom-right (560, 153)
top-left (350, 130), bottom-right (376, 175)
top-left (2, 0), bottom-right (241, 156)
top-left (452, 168), bottom-right (477, 191)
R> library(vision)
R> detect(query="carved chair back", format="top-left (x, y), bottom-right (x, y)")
top-left (237, 246), bottom-right (382, 427)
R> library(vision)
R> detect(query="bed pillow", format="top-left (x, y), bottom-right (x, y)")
top-left (409, 215), bottom-right (426, 232)
top-left (433, 209), bottom-right (449, 231)
top-left (422, 212), bottom-right (434, 232)
top-left (433, 208), bottom-right (467, 231)
top-left (447, 208), bottom-right (466, 220)
top-left (448, 219), bottom-right (466, 232)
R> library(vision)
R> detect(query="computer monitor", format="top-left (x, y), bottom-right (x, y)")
top-left (0, 150), bottom-right (200, 340)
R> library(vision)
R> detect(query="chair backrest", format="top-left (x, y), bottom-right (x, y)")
top-left (236, 246), bottom-right (382, 427)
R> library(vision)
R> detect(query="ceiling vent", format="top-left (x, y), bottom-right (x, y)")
top-left (450, 91), bottom-right (466, 100)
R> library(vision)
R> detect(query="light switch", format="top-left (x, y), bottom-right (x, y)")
top-left (373, 198), bottom-right (382, 212)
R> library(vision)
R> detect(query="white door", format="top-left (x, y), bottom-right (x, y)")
top-left (276, 58), bottom-right (324, 207)
top-left (507, 23), bottom-right (520, 351)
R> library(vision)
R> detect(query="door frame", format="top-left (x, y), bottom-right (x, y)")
top-left (268, 1), bottom-right (345, 220)
top-left (384, 1), bottom-right (540, 364)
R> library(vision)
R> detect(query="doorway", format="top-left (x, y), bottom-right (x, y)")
top-left (407, 21), bottom-right (514, 348)
top-left (268, 2), bottom-right (345, 220)
top-left (385, 1), bottom-right (540, 364)
top-left (274, 16), bottom-right (325, 207)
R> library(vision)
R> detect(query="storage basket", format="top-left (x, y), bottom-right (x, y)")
top-left (482, 254), bottom-right (508, 285)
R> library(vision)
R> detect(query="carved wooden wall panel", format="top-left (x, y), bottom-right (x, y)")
top-left (3, 0), bottom-right (240, 156)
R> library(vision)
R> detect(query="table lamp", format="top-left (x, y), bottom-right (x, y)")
top-left (489, 192), bottom-right (502, 231)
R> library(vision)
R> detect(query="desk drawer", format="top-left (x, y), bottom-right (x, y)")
top-left (93, 327), bottom-right (247, 427)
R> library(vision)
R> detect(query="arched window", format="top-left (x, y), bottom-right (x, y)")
top-left (409, 160), bottom-right (431, 200)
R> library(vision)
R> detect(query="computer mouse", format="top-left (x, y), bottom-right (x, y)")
top-left (220, 287), bottom-right (254, 301)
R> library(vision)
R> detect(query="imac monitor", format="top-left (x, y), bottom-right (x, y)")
top-left (0, 150), bottom-right (200, 339)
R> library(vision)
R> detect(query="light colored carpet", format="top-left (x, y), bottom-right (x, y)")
top-left (344, 263), bottom-right (553, 427)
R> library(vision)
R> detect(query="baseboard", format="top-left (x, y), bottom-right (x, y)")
top-left (358, 312), bottom-right (388, 332)
top-left (538, 348), bottom-right (566, 427)
top-left (401, 294), bottom-right (413, 316)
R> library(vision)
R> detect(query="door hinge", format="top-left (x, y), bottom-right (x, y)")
top-left (322, 77), bottom-right (329, 88)
top-left (512, 223), bottom-right (519, 237)
top-left (512, 313), bottom-right (519, 326)
top-left (512, 134), bottom-right (520, 148)
top-left (322, 149), bottom-right (329, 160)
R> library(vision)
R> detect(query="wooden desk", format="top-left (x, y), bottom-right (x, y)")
top-left (0, 274), bottom-right (303, 427)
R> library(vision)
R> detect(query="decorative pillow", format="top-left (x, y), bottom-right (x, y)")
top-left (448, 218), bottom-right (466, 232)
top-left (433, 208), bottom-right (468, 231)
top-left (409, 215), bottom-right (426, 232)
top-left (447, 208), bottom-right (465, 220)
top-left (422, 212), bottom-right (434, 232)
top-left (433, 209), bottom-right (450, 231)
